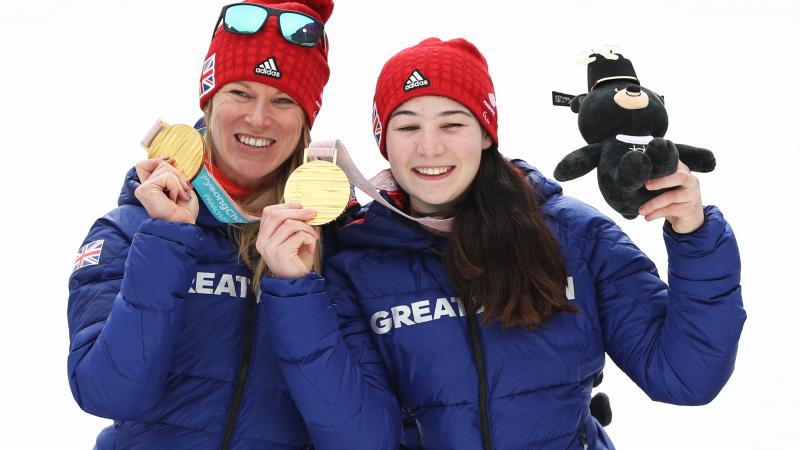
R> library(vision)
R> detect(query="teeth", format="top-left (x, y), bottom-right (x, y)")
top-left (414, 166), bottom-right (452, 176)
top-left (237, 134), bottom-right (273, 148)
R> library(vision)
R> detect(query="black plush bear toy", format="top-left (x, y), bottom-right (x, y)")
top-left (552, 51), bottom-right (716, 219)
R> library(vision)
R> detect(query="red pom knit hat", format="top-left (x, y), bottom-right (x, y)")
top-left (199, 0), bottom-right (333, 127)
top-left (372, 37), bottom-right (499, 159)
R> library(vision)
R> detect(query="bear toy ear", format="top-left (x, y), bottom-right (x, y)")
top-left (570, 94), bottom-right (586, 113)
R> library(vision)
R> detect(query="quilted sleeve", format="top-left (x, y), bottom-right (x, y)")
top-left (67, 215), bottom-right (201, 419)
top-left (261, 268), bottom-right (402, 450)
top-left (590, 206), bottom-right (745, 405)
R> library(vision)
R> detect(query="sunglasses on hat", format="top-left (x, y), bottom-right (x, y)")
top-left (212, 3), bottom-right (327, 50)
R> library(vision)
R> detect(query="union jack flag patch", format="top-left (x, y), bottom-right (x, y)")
top-left (200, 53), bottom-right (216, 98)
top-left (372, 102), bottom-right (382, 146)
top-left (73, 240), bottom-right (104, 272)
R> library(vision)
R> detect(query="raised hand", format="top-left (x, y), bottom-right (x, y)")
top-left (134, 159), bottom-right (199, 224)
top-left (638, 161), bottom-right (704, 234)
top-left (135, 157), bottom-right (194, 187)
top-left (256, 202), bottom-right (319, 279)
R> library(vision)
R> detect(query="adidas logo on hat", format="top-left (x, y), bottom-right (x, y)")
top-left (404, 70), bottom-right (430, 91)
top-left (255, 57), bottom-right (282, 79)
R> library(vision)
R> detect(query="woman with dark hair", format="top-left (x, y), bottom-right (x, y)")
top-left (259, 37), bottom-right (745, 449)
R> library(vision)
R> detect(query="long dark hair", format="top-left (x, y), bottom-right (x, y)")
top-left (444, 145), bottom-right (576, 329)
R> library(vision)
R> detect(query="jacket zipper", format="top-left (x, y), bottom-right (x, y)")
top-left (220, 292), bottom-right (258, 450)
top-left (579, 414), bottom-right (589, 450)
top-left (466, 314), bottom-right (493, 450)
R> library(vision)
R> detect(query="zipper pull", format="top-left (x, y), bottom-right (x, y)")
top-left (581, 431), bottom-right (589, 450)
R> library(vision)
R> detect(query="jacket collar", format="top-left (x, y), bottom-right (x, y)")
top-left (337, 159), bottom-right (562, 252)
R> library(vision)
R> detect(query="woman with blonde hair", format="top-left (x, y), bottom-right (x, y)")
top-left (67, 1), bottom-right (397, 448)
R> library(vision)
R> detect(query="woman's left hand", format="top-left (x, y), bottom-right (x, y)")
top-left (255, 202), bottom-right (319, 279)
top-left (639, 161), bottom-right (705, 234)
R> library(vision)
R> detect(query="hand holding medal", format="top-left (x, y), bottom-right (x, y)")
top-left (140, 119), bottom-right (353, 227)
top-left (136, 120), bottom-right (202, 224)
top-left (141, 119), bottom-right (261, 224)
top-left (257, 145), bottom-right (351, 278)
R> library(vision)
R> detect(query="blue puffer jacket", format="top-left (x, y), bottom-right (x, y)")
top-left (67, 168), bottom-right (372, 449)
top-left (262, 161), bottom-right (745, 449)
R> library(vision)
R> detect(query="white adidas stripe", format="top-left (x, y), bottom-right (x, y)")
top-left (407, 71), bottom-right (428, 85)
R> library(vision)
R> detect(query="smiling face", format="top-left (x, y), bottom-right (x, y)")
top-left (206, 81), bottom-right (306, 190)
top-left (386, 95), bottom-right (493, 216)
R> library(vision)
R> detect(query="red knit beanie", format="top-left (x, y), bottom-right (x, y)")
top-left (199, 0), bottom-right (333, 127)
top-left (372, 37), bottom-right (499, 159)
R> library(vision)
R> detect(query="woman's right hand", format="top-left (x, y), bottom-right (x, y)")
top-left (134, 158), bottom-right (199, 224)
top-left (135, 157), bottom-right (193, 186)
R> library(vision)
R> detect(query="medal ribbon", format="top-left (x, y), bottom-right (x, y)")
top-left (191, 166), bottom-right (259, 223)
top-left (307, 140), bottom-right (453, 232)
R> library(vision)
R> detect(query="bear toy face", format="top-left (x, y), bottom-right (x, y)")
top-left (575, 80), bottom-right (668, 144)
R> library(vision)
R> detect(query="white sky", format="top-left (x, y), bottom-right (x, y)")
top-left (1, 0), bottom-right (798, 448)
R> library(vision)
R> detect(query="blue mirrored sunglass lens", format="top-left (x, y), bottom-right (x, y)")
top-left (224, 5), bottom-right (268, 33)
top-left (279, 13), bottom-right (322, 46)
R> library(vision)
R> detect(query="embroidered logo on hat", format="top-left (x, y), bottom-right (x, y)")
top-left (404, 69), bottom-right (430, 91)
top-left (313, 100), bottom-right (322, 120)
top-left (200, 54), bottom-right (216, 98)
top-left (372, 102), bottom-right (383, 146)
top-left (482, 92), bottom-right (497, 125)
top-left (482, 98), bottom-right (496, 117)
top-left (254, 57), bottom-right (282, 79)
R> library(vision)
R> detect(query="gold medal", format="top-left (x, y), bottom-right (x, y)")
top-left (140, 119), bottom-right (204, 180)
top-left (284, 147), bottom-right (351, 225)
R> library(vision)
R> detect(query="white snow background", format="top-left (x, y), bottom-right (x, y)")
top-left (0, 0), bottom-right (796, 448)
